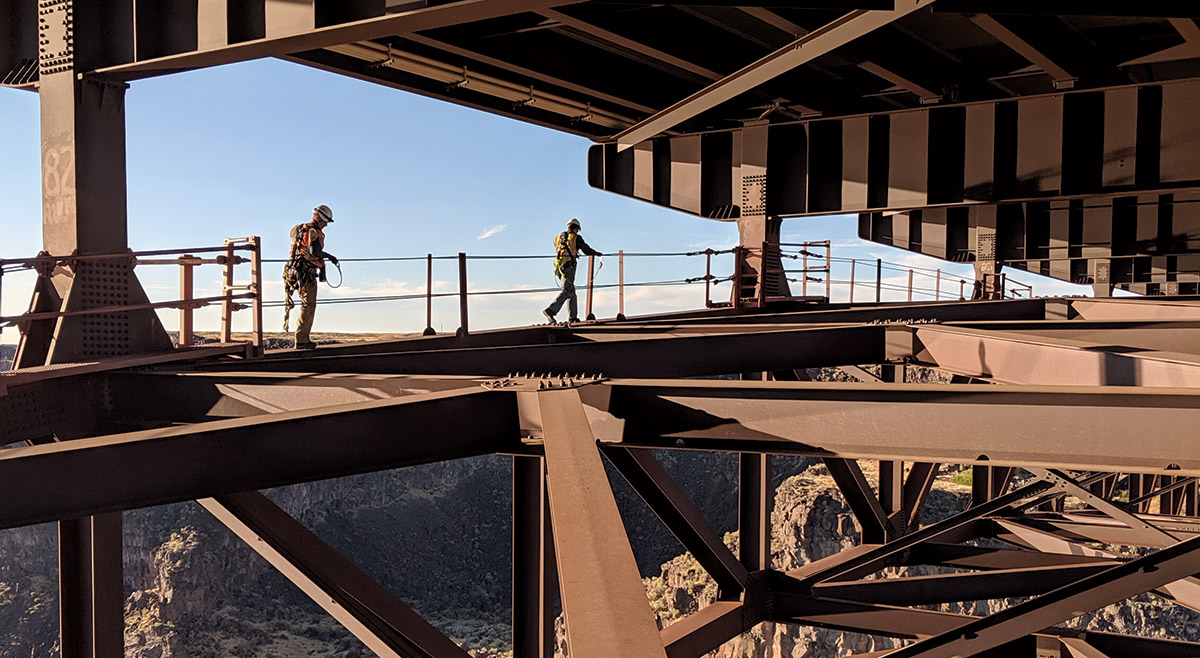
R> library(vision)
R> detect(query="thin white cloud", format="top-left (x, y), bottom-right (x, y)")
top-left (475, 224), bottom-right (507, 240)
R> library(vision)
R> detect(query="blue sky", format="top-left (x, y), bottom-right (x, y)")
top-left (0, 57), bottom-right (1091, 343)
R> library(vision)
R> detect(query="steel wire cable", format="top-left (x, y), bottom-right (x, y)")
top-left (258, 276), bottom-right (711, 309)
top-left (260, 249), bottom-right (735, 264)
top-left (828, 277), bottom-right (1032, 299)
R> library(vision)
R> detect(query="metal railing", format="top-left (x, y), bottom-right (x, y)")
top-left (0, 237), bottom-right (264, 352)
top-left (1, 237), bottom-right (1055, 347)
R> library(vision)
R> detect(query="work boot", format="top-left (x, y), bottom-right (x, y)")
top-left (542, 309), bottom-right (556, 324)
top-left (568, 317), bottom-right (581, 324)
top-left (295, 342), bottom-right (317, 350)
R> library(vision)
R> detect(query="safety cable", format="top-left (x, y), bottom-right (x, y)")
top-left (260, 249), bottom-right (734, 264)
top-left (259, 276), bottom-right (709, 309)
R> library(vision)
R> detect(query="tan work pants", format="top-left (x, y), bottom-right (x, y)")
top-left (294, 280), bottom-right (318, 344)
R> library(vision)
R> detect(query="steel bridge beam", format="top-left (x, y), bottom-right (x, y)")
top-left (772, 592), bottom-right (1200, 657)
top-left (403, 32), bottom-right (659, 114)
top-left (967, 14), bottom-right (1076, 89)
top-left (200, 491), bottom-right (472, 658)
top-left (595, 380), bottom-right (1200, 475)
top-left (97, 0), bottom-right (586, 80)
top-left (537, 8), bottom-right (721, 83)
top-left (214, 324), bottom-right (888, 378)
top-left (513, 455), bottom-right (558, 658)
top-left (103, 371), bottom-right (492, 424)
top-left (738, 452), bottom-right (772, 572)
top-left (603, 446), bottom-right (748, 595)
top-left (902, 542), bottom-right (1122, 571)
top-left (824, 458), bottom-right (891, 543)
top-left (910, 324), bottom-right (1200, 387)
top-left (812, 562), bottom-right (1117, 606)
top-left (58, 514), bottom-right (123, 658)
top-left (661, 600), bottom-right (754, 658)
top-left (884, 534), bottom-right (1200, 658)
top-left (612, 0), bottom-right (937, 147)
top-left (538, 388), bottom-right (668, 658)
top-left (0, 388), bottom-right (520, 529)
top-left (994, 519), bottom-right (1200, 613)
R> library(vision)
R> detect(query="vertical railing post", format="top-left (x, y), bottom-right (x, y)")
top-left (875, 258), bottom-right (882, 303)
top-left (423, 254), bottom-right (436, 336)
top-left (617, 250), bottom-right (625, 320)
top-left (585, 254), bottom-right (596, 321)
top-left (732, 247), bottom-right (744, 310)
top-left (935, 268), bottom-right (941, 301)
top-left (824, 241), bottom-right (831, 299)
top-left (757, 241), bottom-right (768, 308)
top-left (907, 269), bottom-right (914, 302)
top-left (849, 259), bottom-right (856, 304)
top-left (704, 249), bottom-right (713, 308)
top-left (221, 240), bottom-right (235, 343)
top-left (179, 254), bottom-right (195, 348)
top-left (801, 244), bottom-right (809, 297)
top-left (457, 252), bottom-right (469, 337)
top-left (250, 237), bottom-right (263, 354)
top-left (960, 279), bottom-right (966, 300)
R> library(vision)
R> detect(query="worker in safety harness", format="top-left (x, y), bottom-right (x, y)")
top-left (283, 204), bottom-right (339, 349)
top-left (543, 217), bottom-right (601, 324)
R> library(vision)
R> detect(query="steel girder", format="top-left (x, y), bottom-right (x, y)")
top-left (590, 380), bottom-right (1200, 475)
top-left (0, 387), bottom-right (521, 529)
top-left (198, 324), bottom-right (890, 378)
top-left (95, 0), bottom-right (586, 80)
top-left (909, 322), bottom-right (1200, 386)
top-left (6, 378), bottom-right (1197, 530)
top-left (538, 388), bottom-right (668, 658)
top-left (199, 491), bottom-right (473, 658)
top-left (611, 0), bottom-right (938, 147)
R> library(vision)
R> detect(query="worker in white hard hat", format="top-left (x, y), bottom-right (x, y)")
top-left (544, 217), bottom-right (601, 324)
top-left (283, 204), bottom-right (339, 349)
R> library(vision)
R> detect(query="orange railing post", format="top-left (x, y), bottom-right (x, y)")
top-left (220, 240), bottom-right (235, 343)
top-left (179, 254), bottom-right (195, 347)
top-left (249, 236), bottom-right (263, 354)
top-left (824, 241), bottom-right (831, 299)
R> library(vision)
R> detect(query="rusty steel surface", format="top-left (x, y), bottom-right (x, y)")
top-left (0, 388), bottom-right (522, 529)
top-left (539, 387), bottom-right (668, 658)
top-left (605, 446), bottom-right (748, 594)
top-left (6, 2), bottom-right (1200, 656)
top-left (201, 491), bottom-right (473, 658)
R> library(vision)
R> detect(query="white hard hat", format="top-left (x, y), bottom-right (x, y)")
top-left (314, 204), bottom-right (334, 223)
top-left (566, 217), bottom-right (581, 230)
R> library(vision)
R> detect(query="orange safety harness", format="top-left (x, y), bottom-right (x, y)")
top-left (283, 223), bottom-right (325, 331)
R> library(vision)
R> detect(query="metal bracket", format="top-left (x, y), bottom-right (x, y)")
top-left (512, 85), bottom-right (536, 109)
top-left (445, 65), bottom-right (470, 91)
top-left (368, 43), bottom-right (395, 69)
